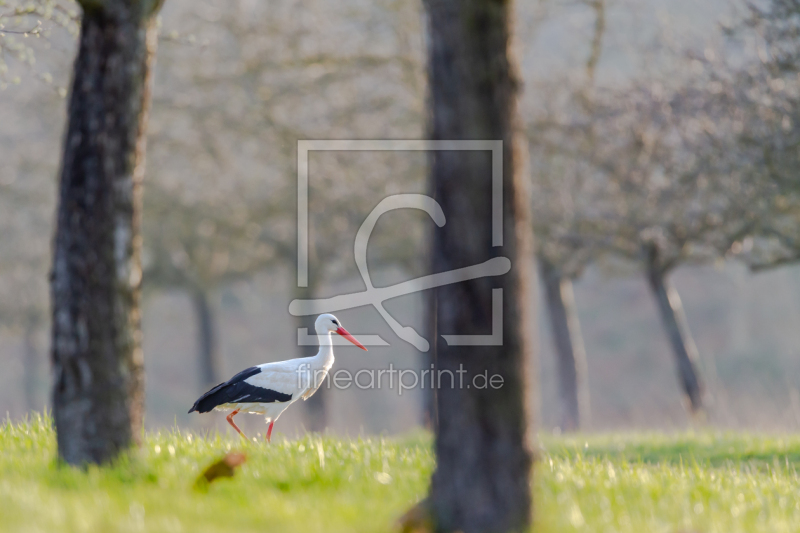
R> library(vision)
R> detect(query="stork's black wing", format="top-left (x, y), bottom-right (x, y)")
top-left (188, 366), bottom-right (292, 413)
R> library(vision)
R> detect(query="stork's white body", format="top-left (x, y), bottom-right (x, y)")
top-left (213, 343), bottom-right (335, 421)
top-left (188, 314), bottom-right (365, 441)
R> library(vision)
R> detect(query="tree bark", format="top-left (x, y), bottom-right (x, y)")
top-left (424, 0), bottom-right (536, 531)
top-left (645, 248), bottom-right (704, 414)
top-left (422, 295), bottom-right (438, 430)
top-left (51, 0), bottom-right (162, 465)
top-left (192, 287), bottom-right (221, 388)
top-left (539, 258), bottom-right (590, 432)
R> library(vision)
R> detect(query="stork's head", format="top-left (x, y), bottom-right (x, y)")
top-left (315, 314), bottom-right (367, 350)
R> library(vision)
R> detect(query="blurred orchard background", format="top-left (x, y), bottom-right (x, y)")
top-left (2, 0), bottom-right (800, 439)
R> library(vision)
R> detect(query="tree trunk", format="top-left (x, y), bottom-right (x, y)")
top-left (294, 281), bottom-right (327, 432)
top-left (424, 0), bottom-right (536, 531)
top-left (23, 317), bottom-right (40, 413)
top-left (539, 258), bottom-right (589, 432)
top-left (50, 0), bottom-right (162, 466)
top-left (192, 288), bottom-right (221, 388)
top-left (645, 249), bottom-right (704, 413)
top-left (422, 295), bottom-right (438, 430)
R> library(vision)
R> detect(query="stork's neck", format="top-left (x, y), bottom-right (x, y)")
top-left (312, 331), bottom-right (335, 370)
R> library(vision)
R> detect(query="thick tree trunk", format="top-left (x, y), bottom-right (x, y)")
top-left (422, 296), bottom-right (438, 430)
top-left (51, 0), bottom-right (162, 465)
top-left (424, 1), bottom-right (536, 531)
top-left (23, 317), bottom-right (40, 412)
top-left (192, 288), bottom-right (221, 388)
top-left (645, 250), bottom-right (704, 413)
top-left (294, 280), bottom-right (327, 432)
top-left (539, 258), bottom-right (589, 432)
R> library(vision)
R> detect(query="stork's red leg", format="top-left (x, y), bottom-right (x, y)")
top-left (226, 409), bottom-right (247, 439)
top-left (266, 421), bottom-right (274, 443)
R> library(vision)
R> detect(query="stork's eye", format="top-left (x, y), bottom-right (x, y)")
top-left (332, 319), bottom-right (339, 326)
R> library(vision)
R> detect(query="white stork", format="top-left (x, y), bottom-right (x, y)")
top-left (189, 313), bottom-right (366, 441)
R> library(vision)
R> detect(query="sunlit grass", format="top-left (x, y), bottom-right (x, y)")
top-left (537, 433), bottom-right (800, 532)
top-left (0, 413), bottom-right (432, 533)
top-left (4, 414), bottom-right (800, 532)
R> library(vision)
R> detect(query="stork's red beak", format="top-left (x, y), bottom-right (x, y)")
top-left (336, 326), bottom-right (367, 351)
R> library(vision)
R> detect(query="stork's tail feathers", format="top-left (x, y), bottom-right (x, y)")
top-left (189, 381), bottom-right (228, 413)
top-left (188, 365), bottom-right (293, 414)
top-left (188, 366), bottom-right (261, 414)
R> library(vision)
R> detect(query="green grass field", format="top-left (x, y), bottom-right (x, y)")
top-left (4, 415), bottom-right (800, 532)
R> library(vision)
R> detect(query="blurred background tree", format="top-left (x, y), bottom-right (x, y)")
top-left (4, 0), bottom-right (800, 441)
top-left (144, 0), bottom-right (426, 431)
top-left (527, 0), bottom-right (607, 432)
top-left (0, 158), bottom-right (51, 412)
